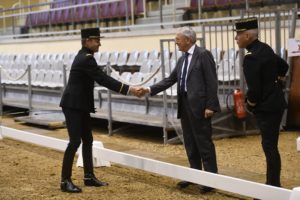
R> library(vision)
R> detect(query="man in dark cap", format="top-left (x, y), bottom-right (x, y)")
top-left (59, 27), bottom-right (140, 193)
top-left (234, 17), bottom-right (289, 189)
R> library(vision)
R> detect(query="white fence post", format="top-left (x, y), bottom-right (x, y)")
top-left (76, 141), bottom-right (110, 168)
top-left (289, 187), bottom-right (300, 200)
top-left (297, 137), bottom-right (300, 151)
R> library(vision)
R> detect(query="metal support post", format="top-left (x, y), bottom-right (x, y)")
top-left (286, 8), bottom-right (297, 87)
top-left (0, 66), bottom-right (3, 116)
top-left (275, 11), bottom-right (281, 56)
top-left (125, 0), bottom-right (129, 27)
top-left (159, 0), bottom-right (163, 29)
top-left (27, 64), bottom-right (33, 114)
top-left (106, 62), bottom-right (113, 136)
top-left (198, 0), bottom-right (202, 20)
top-left (130, 0), bottom-right (134, 25)
top-left (160, 40), bottom-right (169, 144)
top-left (245, 0), bottom-right (249, 10)
top-left (62, 63), bottom-right (67, 88)
top-left (143, 0), bottom-right (146, 18)
top-left (282, 9), bottom-right (297, 128)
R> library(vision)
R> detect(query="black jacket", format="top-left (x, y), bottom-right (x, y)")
top-left (243, 39), bottom-right (289, 113)
top-left (150, 45), bottom-right (220, 119)
top-left (60, 47), bottom-right (129, 112)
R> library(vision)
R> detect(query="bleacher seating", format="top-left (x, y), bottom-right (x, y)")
top-left (182, 0), bottom-right (298, 15)
top-left (164, 59), bottom-right (176, 74)
top-left (24, 0), bottom-right (145, 28)
top-left (211, 48), bottom-right (222, 65)
top-left (136, 50), bottom-right (149, 66)
top-left (0, 48), bottom-right (245, 86)
top-left (109, 51), bottom-right (119, 68)
top-left (130, 72), bottom-right (144, 84)
top-left (116, 51), bottom-right (129, 72)
top-left (139, 60), bottom-right (152, 74)
top-left (148, 49), bottom-right (160, 63)
top-left (0, 45), bottom-right (288, 121)
top-left (217, 48), bottom-right (239, 82)
top-left (98, 51), bottom-right (110, 66)
top-left (126, 50), bottom-right (139, 68)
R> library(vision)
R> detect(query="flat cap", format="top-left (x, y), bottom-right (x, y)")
top-left (81, 28), bottom-right (103, 39)
top-left (234, 17), bottom-right (258, 32)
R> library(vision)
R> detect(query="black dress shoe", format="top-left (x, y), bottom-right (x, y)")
top-left (176, 181), bottom-right (194, 189)
top-left (84, 175), bottom-right (108, 187)
top-left (60, 179), bottom-right (82, 193)
top-left (198, 185), bottom-right (215, 194)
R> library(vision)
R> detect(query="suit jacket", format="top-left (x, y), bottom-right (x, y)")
top-left (150, 45), bottom-right (220, 119)
top-left (60, 47), bottom-right (129, 113)
top-left (243, 39), bottom-right (289, 113)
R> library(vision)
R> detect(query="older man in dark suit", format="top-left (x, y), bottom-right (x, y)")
top-left (139, 27), bottom-right (220, 193)
top-left (60, 28), bottom-right (139, 193)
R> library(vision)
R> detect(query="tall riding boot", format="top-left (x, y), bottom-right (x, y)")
top-left (60, 179), bottom-right (82, 193)
top-left (84, 173), bottom-right (108, 187)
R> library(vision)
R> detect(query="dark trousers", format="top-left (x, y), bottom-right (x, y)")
top-left (180, 95), bottom-right (218, 173)
top-left (61, 107), bottom-right (94, 180)
top-left (255, 111), bottom-right (283, 187)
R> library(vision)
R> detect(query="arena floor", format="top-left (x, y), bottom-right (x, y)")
top-left (0, 114), bottom-right (299, 200)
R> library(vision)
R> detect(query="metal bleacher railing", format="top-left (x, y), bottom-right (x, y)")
top-left (0, 0), bottom-right (145, 38)
top-left (0, 0), bottom-right (299, 39)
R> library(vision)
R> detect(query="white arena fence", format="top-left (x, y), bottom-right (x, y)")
top-left (1, 126), bottom-right (299, 200)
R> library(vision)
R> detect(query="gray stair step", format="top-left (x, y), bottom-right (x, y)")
top-left (147, 9), bottom-right (185, 17)
top-left (134, 15), bottom-right (183, 30)
top-left (136, 14), bottom-right (183, 25)
top-left (173, 0), bottom-right (190, 5)
top-left (162, 2), bottom-right (189, 10)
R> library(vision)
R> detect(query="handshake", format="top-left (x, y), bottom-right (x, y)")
top-left (129, 86), bottom-right (150, 98)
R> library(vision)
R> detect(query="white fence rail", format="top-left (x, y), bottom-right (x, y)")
top-left (1, 126), bottom-right (299, 200)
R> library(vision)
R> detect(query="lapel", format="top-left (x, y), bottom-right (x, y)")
top-left (187, 46), bottom-right (198, 78)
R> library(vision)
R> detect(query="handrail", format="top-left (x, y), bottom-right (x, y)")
top-left (0, 1), bottom-right (55, 13)
top-left (0, 68), bottom-right (28, 82)
top-left (0, 4), bottom-right (298, 42)
top-left (0, 0), bottom-right (124, 19)
top-left (0, 9), bottom-right (296, 41)
top-left (0, 16), bottom-right (241, 40)
top-left (0, 0), bottom-right (134, 33)
top-left (108, 64), bottom-right (161, 86)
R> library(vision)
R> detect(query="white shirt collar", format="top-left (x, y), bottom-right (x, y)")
top-left (187, 44), bottom-right (196, 55)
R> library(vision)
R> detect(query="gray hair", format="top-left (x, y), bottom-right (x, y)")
top-left (246, 29), bottom-right (259, 40)
top-left (177, 26), bottom-right (196, 44)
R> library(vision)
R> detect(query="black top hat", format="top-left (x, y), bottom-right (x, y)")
top-left (234, 17), bottom-right (258, 32)
top-left (81, 28), bottom-right (103, 39)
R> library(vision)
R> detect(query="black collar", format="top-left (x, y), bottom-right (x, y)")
top-left (81, 47), bottom-right (94, 55)
top-left (246, 39), bottom-right (260, 51)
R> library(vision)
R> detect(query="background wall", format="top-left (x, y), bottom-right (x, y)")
top-left (0, 33), bottom-right (178, 54)
top-left (1, 27), bottom-right (299, 54)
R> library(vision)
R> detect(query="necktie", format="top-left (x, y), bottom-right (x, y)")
top-left (180, 52), bottom-right (189, 93)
